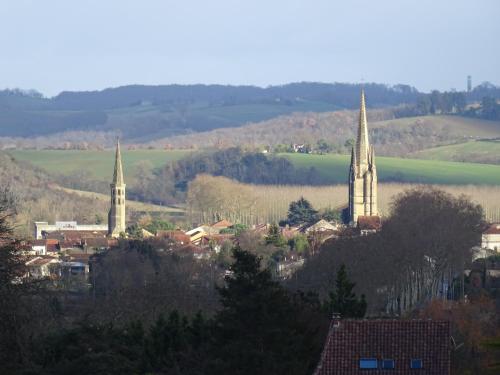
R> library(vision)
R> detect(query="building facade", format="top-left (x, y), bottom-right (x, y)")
top-left (108, 140), bottom-right (126, 237)
top-left (34, 221), bottom-right (108, 240)
top-left (349, 90), bottom-right (378, 225)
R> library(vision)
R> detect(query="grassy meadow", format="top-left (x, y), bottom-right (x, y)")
top-left (9, 149), bottom-right (500, 187)
top-left (9, 149), bottom-right (191, 182)
top-left (410, 140), bottom-right (500, 164)
top-left (283, 153), bottom-right (500, 185)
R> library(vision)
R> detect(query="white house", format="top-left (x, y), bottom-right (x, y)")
top-left (481, 224), bottom-right (500, 252)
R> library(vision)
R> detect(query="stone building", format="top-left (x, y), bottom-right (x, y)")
top-left (348, 90), bottom-right (378, 225)
top-left (108, 140), bottom-right (126, 237)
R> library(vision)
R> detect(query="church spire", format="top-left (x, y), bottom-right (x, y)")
top-left (356, 89), bottom-right (370, 167)
top-left (113, 139), bottom-right (124, 186)
top-left (348, 90), bottom-right (378, 225)
top-left (108, 139), bottom-right (126, 237)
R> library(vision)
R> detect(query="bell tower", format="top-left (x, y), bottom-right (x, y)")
top-left (108, 140), bottom-right (126, 237)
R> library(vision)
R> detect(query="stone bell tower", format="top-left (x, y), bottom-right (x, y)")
top-left (108, 140), bottom-right (126, 237)
top-left (348, 90), bottom-right (378, 225)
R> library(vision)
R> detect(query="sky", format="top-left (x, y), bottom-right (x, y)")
top-left (0, 0), bottom-right (498, 96)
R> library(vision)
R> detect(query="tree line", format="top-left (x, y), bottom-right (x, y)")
top-left (131, 148), bottom-right (327, 205)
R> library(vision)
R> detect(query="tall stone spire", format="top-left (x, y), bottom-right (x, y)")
top-left (113, 139), bottom-right (124, 186)
top-left (348, 90), bottom-right (378, 225)
top-left (108, 139), bottom-right (126, 237)
top-left (356, 89), bottom-right (370, 168)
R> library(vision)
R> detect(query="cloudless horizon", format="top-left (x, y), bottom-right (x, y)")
top-left (1, 0), bottom-right (499, 97)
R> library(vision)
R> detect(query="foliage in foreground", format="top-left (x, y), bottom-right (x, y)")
top-left (3, 248), bottom-right (331, 375)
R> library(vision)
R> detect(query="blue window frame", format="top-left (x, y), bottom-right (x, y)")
top-left (359, 358), bottom-right (378, 369)
top-left (410, 359), bottom-right (423, 369)
top-left (381, 359), bottom-right (395, 369)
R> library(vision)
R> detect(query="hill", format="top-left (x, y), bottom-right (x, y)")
top-left (409, 140), bottom-right (500, 164)
top-left (8, 149), bottom-right (190, 183)
top-left (0, 151), bottom-right (182, 237)
top-left (146, 113), bottom-right (500, 158)
top-left (0, 83), bottom-right (418, 146)
top-left (283, 153), bottom-right (500, 185)
top-left (10, 149), bottom-right (500, 187)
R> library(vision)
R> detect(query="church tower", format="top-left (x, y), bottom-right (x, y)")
top-left (348, 90), bottom-right (378, 225)
top-left (108, 140), bottom-right (126, 237)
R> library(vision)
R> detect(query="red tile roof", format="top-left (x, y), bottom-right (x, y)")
top-left (484, 223), bottom-right (500, 235)
top-left (314, 319), bottom-right (450, 375)
top-left (44, 230), bottom-right (108, 241)
top-left (357, 216), bottom-right (382, 231)
top-left (157, 230), bottom-right (191, 244)
top-left (211, 219), bottom-right (233, 228)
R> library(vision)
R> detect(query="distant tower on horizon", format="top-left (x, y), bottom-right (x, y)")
top-left (467, 75), bottom-right (472, 93)
top-left (348, 90), bottom-right (378, 225)
top-left (108, 140), bottom-right (126, 237)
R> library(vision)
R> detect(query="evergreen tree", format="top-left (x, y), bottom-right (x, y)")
top-left (265, 223), bottom-right (287, 247)
top-left (286, 197), bottom-right (318, 226)
top-left (324, 264), bottom-right (367, 318)
top-left (210, 247), bottom-right (322, 375)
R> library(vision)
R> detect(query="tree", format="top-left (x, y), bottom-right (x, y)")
top-left (286, 197), bottom-right (318, 226)
top-left (210, 247), bottom-right (324, 375)
top-left (324, 264), bottom-right (367, 318)
top-left (265, 223), bottom-right (287, 248)
top-left (294, 187), bottom-right (486, 316)
top-left (289, 234), bottom-right (309, 254)
top-left (320, 207), bottom-right (342, 222)
top-left (0, 188), bottom-right (34, 372)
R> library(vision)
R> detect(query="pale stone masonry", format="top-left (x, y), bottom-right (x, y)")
top-left (349, 90), bottom-right (378, 225)
top-left (108, 140), bottom-right (126, 237)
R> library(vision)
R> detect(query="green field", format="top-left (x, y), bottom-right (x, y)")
top-left (9, 149), bottom-right (191, 182)
top-left (283, 153), bottom-right (500, 185)
top-left (9, 149), bottom-right (500, 186)
top-left (409, 140), bottom-right (500, 164)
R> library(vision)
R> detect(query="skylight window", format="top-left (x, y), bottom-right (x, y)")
top-left (410, 359), bottom-right (423, 369)
top-left (359, 358), bottom-right (378, 369)
top-left (381, 359), bottom-right (395, 369)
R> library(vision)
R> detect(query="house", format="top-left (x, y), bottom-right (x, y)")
top-left (25, 256), bottom-right (61, 279)
top-left (292, 143), bottom-right (307, 153)
top-left (303, 219), bottom-right (338, 233)
top-left (35, 221), bottom-right (108, 240)
top-left (357, 216), bottom-right (382, 235)
top-left (157, 230), bottom-right (191, 245)
top-left (30, 239), bottom-right (47, 255)
top-left (281, 226), bottom-right (301, 239)
top-left (314, 318), bottom-right (450, 375)
top-left (481, 223), bottom-right (500, 252)
top-left (185, 226), bottom-right (211, 245)
top-left (200, 233), bottom-right (235, 253)
top-left (211, 219), bottom-right (233, 231)
top-left (83, 237), bottom-right (109, 251)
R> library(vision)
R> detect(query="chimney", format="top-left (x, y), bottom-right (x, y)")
top-left (332, 313), bottom-right (341, 328)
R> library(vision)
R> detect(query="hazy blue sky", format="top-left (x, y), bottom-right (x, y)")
top-left (1, 0), bottom-right (498, 96)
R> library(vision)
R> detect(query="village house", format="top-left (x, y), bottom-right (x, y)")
top-left (357, 215), bottom-right (382, 236)
top-left (157, 230), bottom-right (191, 245)
top-left (314, 318), bottom-right (451, 375)
top-left (481, 223), bottom-right (500, 252)
top-left (303, 219), bottom-right (339, 233)
top-left (34, 221), bottom-right (108, 240)
top-left (25, 256), bottom-right (61, 279)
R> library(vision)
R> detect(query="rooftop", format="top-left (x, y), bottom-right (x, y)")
top-left (314, 319), bottom-right (450, 375)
